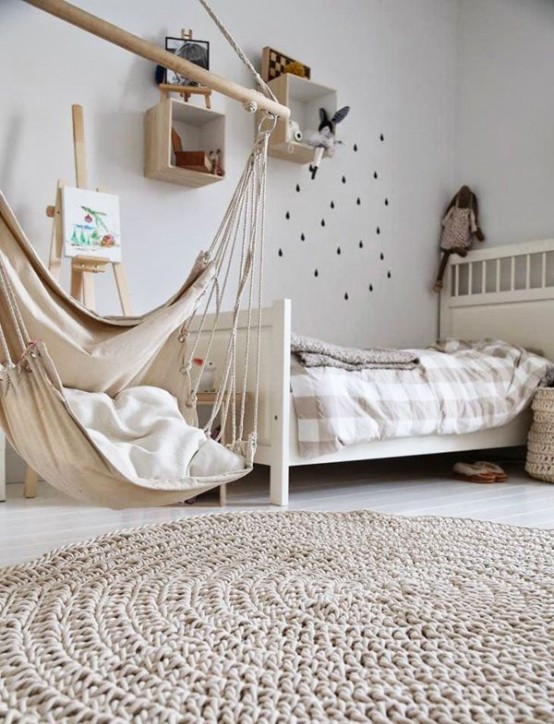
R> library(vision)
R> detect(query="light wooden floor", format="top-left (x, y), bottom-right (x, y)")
top-left (1, 455), bottom-right (553, 568)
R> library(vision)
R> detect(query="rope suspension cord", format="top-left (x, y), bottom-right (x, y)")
top-left (21, 0), bottom-right (290, 121)
top-left (183, 130), bottom-right (271, 454)
top-left (196, 0), bottom-right (278, 108)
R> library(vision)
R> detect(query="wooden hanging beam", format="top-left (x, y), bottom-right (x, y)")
top-left (21, 0), bottom-right (290, 120)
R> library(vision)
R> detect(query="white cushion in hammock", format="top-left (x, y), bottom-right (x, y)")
top-left (64, 386), bottom-right (246, 483)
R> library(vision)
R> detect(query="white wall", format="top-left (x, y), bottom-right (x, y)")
top-left (456, 0), bottom-right (554, 246)
top-left (0, 0), bottom-right (458, 481)
top-left (0, 0), bottom-right (457, 345)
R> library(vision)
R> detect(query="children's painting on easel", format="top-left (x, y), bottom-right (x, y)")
top-left (62, 187), bottom-right (122, 263)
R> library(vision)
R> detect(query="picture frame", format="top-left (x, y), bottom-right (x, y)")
top-left (164, 37), bottom-right (210, 86)
top-left (261, 47), bottom-right (311, 82)
top-left (62, 187), bottom-right (122, 264)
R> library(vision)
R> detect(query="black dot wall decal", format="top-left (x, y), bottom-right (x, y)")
top-left (285, 211), bottom-right (290, 220)
top-left (353, 143), bottom-right (358, 152)
top-left (356, 197), bottom-right (361, 206)
top-left (342, 176), bottom-right (346, 184)
top-left (359, 240), bottom-right (364, 248)
top-left (374, 172), bottom-right (378, 179)
top-left (321, 219), bottom-right (326, 227)
top-left (330, 201), bottom-right (335, 209)
top-left (337, 247), bottom-right (342, 255)
top-left (385, 198), bottom-right (389, 206)
top-left (314, 269), bottom-right (319, 277)
top-left (296, 184), bottom-right (300, 192)
top-left (380, 253), bottom-right (384, 260)
top-left (387, 271), bottom-right (392, 279)
top-left (344, 292), bottom-right (349, 300)
top-left (380, 134), bottom-right (385, 141)
top-left (369, 284), bottom-right (374, 292)
top-left (376, 227), bottom-right (381, 235)
top-left (278, 249), bottom-right (283, 257)
top-left (300, 233), bottom-right (305, 241)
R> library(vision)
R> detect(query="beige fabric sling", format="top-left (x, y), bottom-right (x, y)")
top-left (0, 129), bottom-right (271, 508)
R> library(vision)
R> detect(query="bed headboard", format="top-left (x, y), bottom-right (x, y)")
top-left (440, 239), bottom-right (554, 361)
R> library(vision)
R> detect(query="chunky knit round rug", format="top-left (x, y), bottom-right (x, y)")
top-left (1, 511), bottom-right (553, 722)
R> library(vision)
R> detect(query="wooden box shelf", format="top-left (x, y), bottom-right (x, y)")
top-left (260, 74), bottom-right (337, 164)
top-left (144, 97), bottom-right (225, 187)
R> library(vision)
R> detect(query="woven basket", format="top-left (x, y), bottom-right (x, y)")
top-left (526, 388), bottom-right (554, 482)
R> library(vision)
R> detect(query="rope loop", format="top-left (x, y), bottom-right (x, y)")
top-left (258, 113), bottom-right (277, 136)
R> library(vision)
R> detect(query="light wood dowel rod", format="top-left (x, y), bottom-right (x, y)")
top-left (22, 0), bottom-right (290, 120)
top-left (72, 104), bottom-right (88, 189)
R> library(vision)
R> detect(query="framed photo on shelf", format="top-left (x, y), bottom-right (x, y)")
top-left (164, 36), bottom-right (210, 86)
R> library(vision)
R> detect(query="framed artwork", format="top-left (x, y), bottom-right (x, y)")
top-left (62, 187), bottom-right (122, 263)
top-left (164, 37), bottom-right (210, 86)
top-left (261, 47), bottom-right (311, 82)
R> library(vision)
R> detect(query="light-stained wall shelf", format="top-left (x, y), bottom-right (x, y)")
top-left (260, 74), bottom-right (337, 164)
top-left (144, 97), bottom-right (225, 187)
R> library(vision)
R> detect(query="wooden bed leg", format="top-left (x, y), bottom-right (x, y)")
top-left (24, 468), bottom-right (39, 499)
top-left (270, 463), bottom-right (289, 506)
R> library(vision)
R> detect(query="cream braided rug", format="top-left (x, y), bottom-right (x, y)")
top-left (1, 511), bottom-right (553, 723)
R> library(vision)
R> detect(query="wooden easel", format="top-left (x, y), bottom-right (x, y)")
top-left (158, 83), bottom-right (212, 109)
top-left (24, 104), bottom-right (131, 498)
top-left (48, 105), bottom-right (131, 311)
top-left (159, 28), bottom-right (212, 108)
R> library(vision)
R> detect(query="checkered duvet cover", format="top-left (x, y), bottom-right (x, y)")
top-left (290, 339), bottom-right (553, 459)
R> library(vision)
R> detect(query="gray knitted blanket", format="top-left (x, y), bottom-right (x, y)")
top-left (291, 333), bottom-right (419, 371)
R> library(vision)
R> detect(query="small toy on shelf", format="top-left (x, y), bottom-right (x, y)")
top-left (305, 106), bottom-right (350, 179)
top-left (175, 150), bottom-right (212, 173)
top-left (283, 60), bottom-right (308, 78)
top-left (193, 358), bottom-right (217, 392)
top-left (288, 120), bottom-right (303, 143)
top-left (208, 149), bottom-right (225, 176)
top-left (170, 128), bottom-right (224, 176)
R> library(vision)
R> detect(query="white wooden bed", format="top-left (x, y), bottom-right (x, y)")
top-left (190, 239), bottom-right (554, 506)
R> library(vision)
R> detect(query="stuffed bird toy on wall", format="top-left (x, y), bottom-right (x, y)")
top-left (306, 106), bottom-right (350, 179)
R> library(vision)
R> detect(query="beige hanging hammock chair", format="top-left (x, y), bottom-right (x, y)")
top-left (0, 0), bottom-right (289, 508)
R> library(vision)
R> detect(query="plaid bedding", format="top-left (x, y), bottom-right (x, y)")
top-left (290, 339), bottom-right (554, 459)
